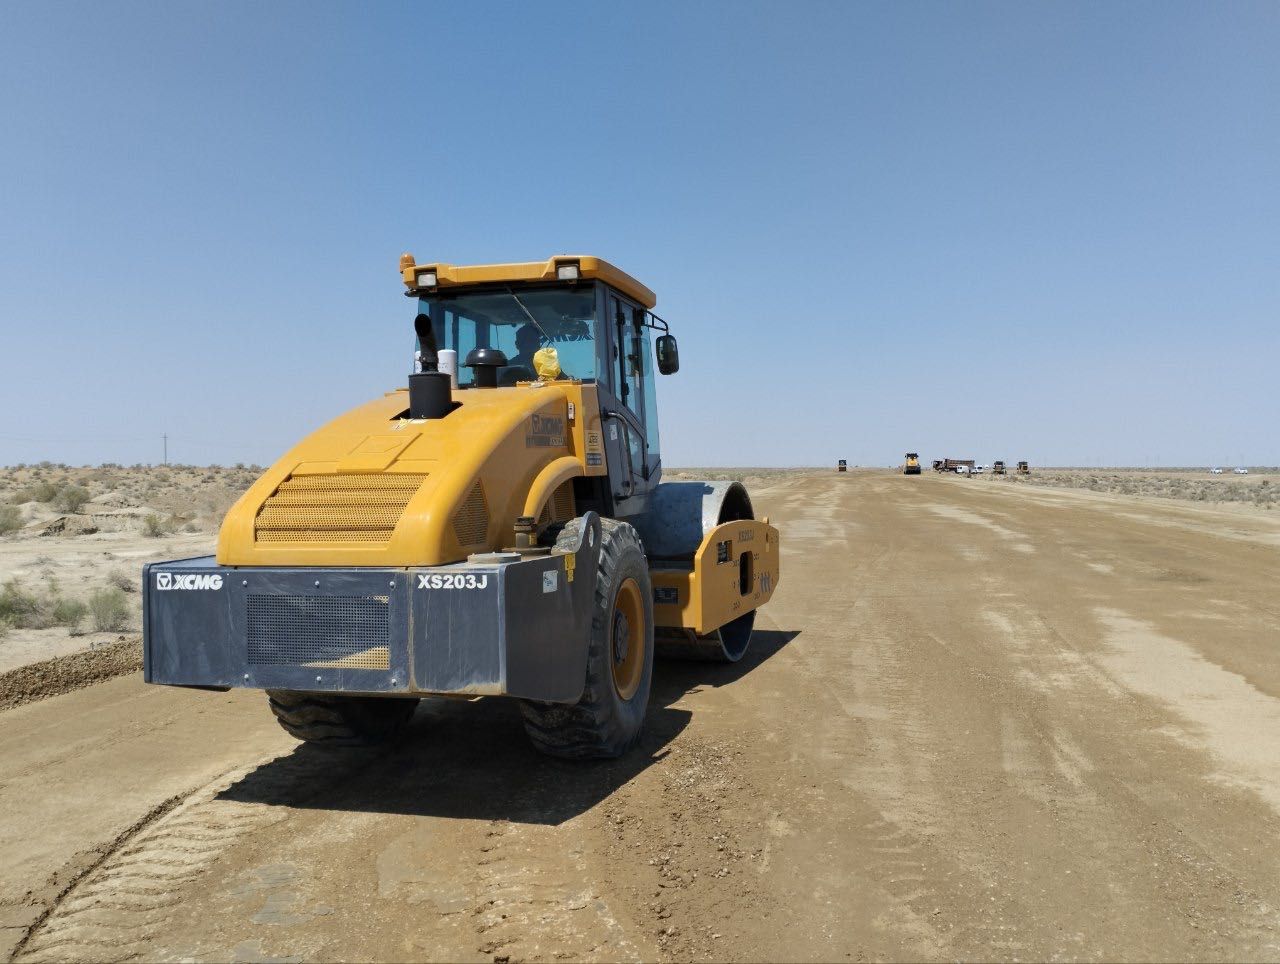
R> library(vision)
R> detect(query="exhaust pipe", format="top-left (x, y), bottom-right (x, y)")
top-left (409, 313), bottom-right (453, 419)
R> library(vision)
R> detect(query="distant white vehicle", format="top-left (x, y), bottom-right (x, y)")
top-left (972, 465), bottom-right (986, 474)
top-left (1210, 467), bottom-right (1223, 474)
top-left (1234, 467), bottom-right (1249, 475)
top-left (955, 465), bottom-right (972, 475)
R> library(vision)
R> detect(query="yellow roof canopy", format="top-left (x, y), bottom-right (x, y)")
top-left (400, 254), bottom-right (656, 310)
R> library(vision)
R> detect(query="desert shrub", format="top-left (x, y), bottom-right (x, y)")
top-left (0, 504), bottom-right (22, 535)
top-left (14, 481), bottom-right (59, 503)
top-left (52, 597), bottom-right (89, 635)
top-left (142, 513), bottom-right (167, 538)
top-left (107, 570), bottom-right (137, 594)
top-left (0, 580), bottom-right (52, 629)
top-left (52, 484), bottom-right (91, 513)
top-left (88, 587), bottom-right (130, 632)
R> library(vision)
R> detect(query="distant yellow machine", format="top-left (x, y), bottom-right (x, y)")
top-left (144, 255), bottom-right (780, 759)
top-left (903, 453), bottom-right (921, 475)
top-left (1017, 460), bottom-right (1030, 475)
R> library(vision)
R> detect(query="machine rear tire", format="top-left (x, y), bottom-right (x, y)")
top-left (520, 518), bottom-right (654, 759)
top-left (266, 690), bottom-right (419, 746)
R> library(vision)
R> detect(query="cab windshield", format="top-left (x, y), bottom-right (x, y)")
top-left (416, 286), bottom-right (597, 387)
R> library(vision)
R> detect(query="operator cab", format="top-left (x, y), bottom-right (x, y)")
top-left (414, 286), bottom-right (599, 386)
top-left (402, 255), bottom-right (679, 517)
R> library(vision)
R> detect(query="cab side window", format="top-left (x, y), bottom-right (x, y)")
top-left (637, 321), bottom-right (661, 462)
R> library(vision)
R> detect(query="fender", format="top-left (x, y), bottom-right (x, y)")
top-left (523, 455), bottom-right (584, 521)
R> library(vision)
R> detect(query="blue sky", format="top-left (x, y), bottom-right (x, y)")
top-left (1, 1), bottom-right (1276, 468)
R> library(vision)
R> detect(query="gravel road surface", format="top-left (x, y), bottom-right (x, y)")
top-left (3, 472), bottom-right (1279, 962)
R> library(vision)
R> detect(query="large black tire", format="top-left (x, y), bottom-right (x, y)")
top-left (520, 518), bottom-right (654, 759)
top-left (266, 690), bottom-right (419, 746)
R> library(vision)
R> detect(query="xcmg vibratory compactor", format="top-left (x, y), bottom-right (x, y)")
top-left (144, 255), bottom-right (780, 758)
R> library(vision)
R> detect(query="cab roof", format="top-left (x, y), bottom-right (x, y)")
top-left (400, 254), bottom-right (657, 309)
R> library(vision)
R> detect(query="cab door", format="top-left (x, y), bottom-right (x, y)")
top-left (602, 291), bottom-right (654, 510)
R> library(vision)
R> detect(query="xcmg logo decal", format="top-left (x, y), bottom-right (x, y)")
top-left (155, 572), bottom-right (223, 591)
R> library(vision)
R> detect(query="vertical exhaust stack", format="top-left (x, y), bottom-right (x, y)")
top-left (409, 313), bottom-right (454, 419)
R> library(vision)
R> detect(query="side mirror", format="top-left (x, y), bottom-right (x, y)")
top-left (655, 334), bottom-right (679, 375)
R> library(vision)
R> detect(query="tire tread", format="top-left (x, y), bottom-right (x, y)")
top-left (520, 518), bottom-right (653, 759)
top-left (266, 690), bottom-right (417, 746)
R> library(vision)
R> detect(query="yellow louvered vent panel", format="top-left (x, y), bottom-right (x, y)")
top-left (452, 481), bottom-right (490, 546)
top-left (538, 480), bottom-right (577, 525)
top-left (254, 473), bottom-right (428, 545)
top-left (553, 481), bottom-right (576, 521)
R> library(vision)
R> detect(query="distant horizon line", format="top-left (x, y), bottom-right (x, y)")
top-left (1, 462), bottom-right (1276, 472)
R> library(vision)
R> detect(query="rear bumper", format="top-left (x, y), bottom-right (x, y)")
top-left (143, 515), bottom-right (601, 704)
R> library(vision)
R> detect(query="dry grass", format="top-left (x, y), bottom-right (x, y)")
top-left (0, 464), bottom-right (261, 674)
top-left (0, 580), bottom-right (54, 629)
top-left (665, 467), bottom-right (828, 486)
top-left (0, 505), bottom-right (22, 535)
top-left (51, 483), bottom-right (91, 513)
top-left (1005, 470), bottom-right (1278, 508)
top-left (0, 579), bottom-right (102, 633)
top-left (88, 587), bottom-right (131, 632)
top-left (0, 463), bottom-right (261, 538)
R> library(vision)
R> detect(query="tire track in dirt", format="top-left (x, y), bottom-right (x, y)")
top-left (595, 736), bottom-right (768, 962)
top-left (15, 747), bottom-right (378, 963)
top-left (464, 818), bottom-right (646, 962)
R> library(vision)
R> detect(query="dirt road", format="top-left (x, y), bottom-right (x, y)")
top-left (4, 472), bottom-right (1280, 962)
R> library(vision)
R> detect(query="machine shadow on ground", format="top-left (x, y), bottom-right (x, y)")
top-left (217, 629), bottom-right (799, 826)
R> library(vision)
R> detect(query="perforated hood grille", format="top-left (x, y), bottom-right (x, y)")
top-left (451, 480), bottom-right (490, 546)
top-left (254, 473), bottom-right (427, 545)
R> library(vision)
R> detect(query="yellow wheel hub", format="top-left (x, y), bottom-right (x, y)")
top-left (610, 578), bottom-right (645, 700)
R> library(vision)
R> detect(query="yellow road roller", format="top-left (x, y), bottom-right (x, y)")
top-left (143, 255), bottom-right (780, 758)
top-left (903, 453), bottom-right (921, 475)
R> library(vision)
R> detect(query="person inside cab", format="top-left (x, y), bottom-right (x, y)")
top-left (504, 324), bottom-right (543, 378)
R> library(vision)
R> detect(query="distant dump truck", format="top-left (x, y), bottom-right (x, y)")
top-left (903, 453), bottom-right (921, 475)
top-left (937, 459), bottom-right (975, 474)
top-left (838, 459), bottom-right (847, 472)
top-left (992, 461), bottom-right (1006, 475)
top-left (1016, 460), bottom-right (1030, 475)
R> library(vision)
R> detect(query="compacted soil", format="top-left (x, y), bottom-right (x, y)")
top-left (3, 471), bottom-right (1280, 962)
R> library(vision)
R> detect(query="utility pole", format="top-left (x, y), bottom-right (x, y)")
top-left (163, 433), bottom-right (168, 466)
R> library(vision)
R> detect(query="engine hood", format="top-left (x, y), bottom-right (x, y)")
top-left (217, 382), bottom-right (603, 567)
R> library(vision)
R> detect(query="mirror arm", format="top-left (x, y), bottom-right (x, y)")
top-left (641, 311), bottom-right (670, 333)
